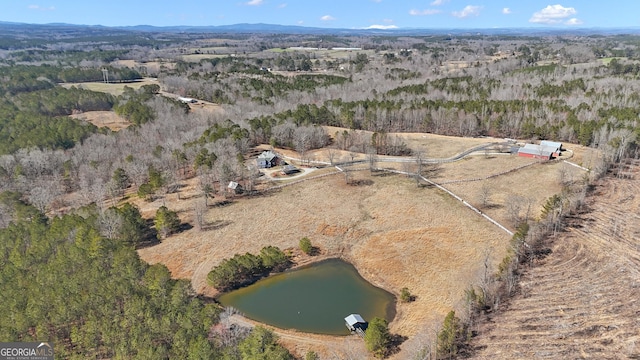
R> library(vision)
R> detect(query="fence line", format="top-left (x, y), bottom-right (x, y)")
top-left (438, 161), bottom-right (539, 185)
top-left (563, 160), bottom-right (590, 172)
top-left (378, 168), bottom-right (514, 237)
top-left (263, 171), bottom-right (341, 192)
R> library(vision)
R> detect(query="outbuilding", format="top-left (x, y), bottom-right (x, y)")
top-left (227, 181), bottom-right (243, 194)
top-left (345, 314), bottom-right (368, 335)
top-left (539, 140), bottom-right (563, 156)
top-left (517, 144), bottom-right (553, 160)
top-left (178, 97), bottom-right (197, 103)
top-left (281, 165), bottom-right (298, 175)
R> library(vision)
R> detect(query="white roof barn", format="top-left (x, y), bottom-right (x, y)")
top-left (540, 140), bottom-right (563, 154)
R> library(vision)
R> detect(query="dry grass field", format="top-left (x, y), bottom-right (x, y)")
top-left (264, 48), bottom-right (375, 60)
top-left (137, 169), bottom-right (511, 357)
top-left (60, 78), bottom-right (158, 96)
top-left (133, 133), bottom-right (593, 358)
top-left (113, 59), bottom-right (175, 73)
top-left (181, 54), bottom-right (231, 62)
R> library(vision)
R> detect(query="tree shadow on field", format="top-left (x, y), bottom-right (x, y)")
top-left (348, 179), bottom-right (374, 186)
top-left (135, 219), bottom-right (159, 249)
top-left (177, 222), bottom-right (193, 233)
top-left (385, 333), bottom-right (408, 358)
top-left (209, 200), bottom-right (234, 208)
top-left (484, 203), bottom-right (503, 210)
top-left (307, 246), bottom-right (321, 256)
top-left (420, 164), bottom-right (443, 179)
top-left (246, 188), bottom-right (281, 199)
top-left (371, 171), bottom-right (394, 177)
top-left (200, 220), bottom-right (233, 231)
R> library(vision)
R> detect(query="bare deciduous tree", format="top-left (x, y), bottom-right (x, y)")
top-left (98, 208), bottom-right (123, 240)
top-left (478, 181), bottom-right (492, 208)
top-left (193, 199), bottom-right (206, 231)
top-left (326, 147), bottom-right (338, 166)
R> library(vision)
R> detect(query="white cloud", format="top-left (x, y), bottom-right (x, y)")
top-left (430, 0), bottom-right (449, 5)
top-left (278, 3), bottom-right (287, 8)
top-left (371, 0), bottom-right (382, 3)
top-left (297, 20), bottom-right (304, 24)
top-left (320, 15), bottom-right (336, 21)
top-left (383, 18), bottom-right (394, 23)
top-left (365, 24), bottom-right (398, 29)
top-left (565, 17), bottom-right (583, 25)
top-left (28, 4), bottom-right (55, 11)
top-left (502, 7), bottom-right (511, 15)
top-left (409, 9), bottom-right (441, 16)
top-left (452, 5), bottom-right (482, 18)
top-left (529, 4), bottom-right (577, 24)
top-left (246, 0), bottom-right (263, 6)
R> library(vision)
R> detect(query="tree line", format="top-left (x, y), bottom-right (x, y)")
top-left (207, 246), bottom-right (291, 292)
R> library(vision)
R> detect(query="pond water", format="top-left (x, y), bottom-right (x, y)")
top-left (218, 258), bottom-right (396, 335)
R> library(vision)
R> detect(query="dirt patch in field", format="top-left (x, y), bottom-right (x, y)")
top-left (70, 111), bottom-right (130, 131)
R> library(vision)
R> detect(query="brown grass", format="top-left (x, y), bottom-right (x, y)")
top-left (60, 78), bottom-right (158, 96)
top-left (323, 126), bottom-right (505, 159)
top-left (137, 170), bottom-right (509, 355)
top-left (134, 138), bottom-right (590, 358)
top-left (70, 111), bottom-right (130, 131)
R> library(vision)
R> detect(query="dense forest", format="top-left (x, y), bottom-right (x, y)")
top-left (0, 192), bottom-right (296, 359)
top-left (2, 23), bottom-right (640, 359)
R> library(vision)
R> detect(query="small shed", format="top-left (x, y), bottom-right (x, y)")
top-left (227, 181), bottom-right (243, 194)
top-left (281, 165), bottom-right (298, 175)
top-left (178, 97), bottom-right (196, 103)
top-left (256, 151), bottom-right (279, 169)
top-left (345, 314), bottom-right (368, 334)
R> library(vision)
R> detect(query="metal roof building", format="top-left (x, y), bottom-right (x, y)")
top-left (517, 144), bottom-right (553, 160)
top-left (540, 140), bottom-right (563, 154)
top-left (345, 314), bottom-right (368, 334)
top-left (256, 151), bottom-right (279, 168)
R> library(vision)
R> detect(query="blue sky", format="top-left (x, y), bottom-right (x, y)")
top-left (2, 1), bottom-right (639, 29)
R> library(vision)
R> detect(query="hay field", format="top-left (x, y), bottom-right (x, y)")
top-left (138, 170), bottom-right (510, 335)
top-left (181, 54), bottom-right (231, 62)
top-left (60, 78), bottom-right (158, 96)
top-left (323, 126), bottom-right (503, 159)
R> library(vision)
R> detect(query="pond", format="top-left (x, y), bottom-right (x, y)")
top-left (218, 258), bottom-right (396, 335)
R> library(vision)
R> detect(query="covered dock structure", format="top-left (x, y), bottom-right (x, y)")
top-left (345, 314), bottom-right (368, 337)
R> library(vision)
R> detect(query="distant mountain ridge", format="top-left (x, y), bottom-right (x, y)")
top-left (1, 20), bottom-right (640, 36)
